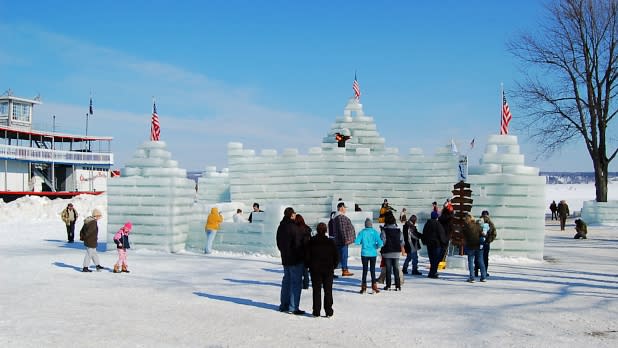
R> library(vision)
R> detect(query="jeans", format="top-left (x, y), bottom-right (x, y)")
top-left (338, 245), bottom-right (349, 269)
top-left (361, 256), bottom-right (377, 285)
top-left (402, 250), bottom-right (419, 272)
top-left (475, 242), bottom-right (490, 275)
top-left (279, 263), bottom-right (304, 312)
top-left (427, 245), bottom-right (443, 277)
top-left (205, 230), bottom-right (217, 254)
top-left (384, 257), bottom-right (401, 287)
top-left (467, 248), bottom-right (486, 280)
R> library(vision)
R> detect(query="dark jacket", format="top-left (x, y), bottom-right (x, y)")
top-left (403, 222), bottom-right (422, 253)
top-left (276, 216), bottom-right (305, 266)
top-left (80, 216), bottom-right (99, 248)
top-left (305, 234), bottom-right (339, 274)
top-left (438, 212), bottom-right (454, 246)
top-left (114, 233), bottom-right (131, 249)
top-left (382, 226), bottom-right (403, 254)
top-left (462, 220), bottom-right (482, 250)
top-left (421, 219), bottom-right (447, 248)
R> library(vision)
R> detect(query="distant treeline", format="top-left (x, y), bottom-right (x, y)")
top-left (541, 172), bottom-right (618, 184)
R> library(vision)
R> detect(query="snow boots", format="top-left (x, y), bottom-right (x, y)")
top-left (113, 265), bottom-right (121, 273)
top-left (371, 282), bottom-right (380, 294)
top-left (341, 269), bottom-right (354, 277)
top-left (82, 267), bottom-right (92, 273)
top-left (121, 265), bottom-right (130, 273)
top-left (360, 284), bottom-right (367, 294)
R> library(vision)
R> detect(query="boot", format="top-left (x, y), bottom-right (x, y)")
top-left (113, 265), bottom-right (121, 273)
top-left (82, 267), bottom-right (92, 273)
top-left (121, 265), bottom-right (130, 273)
top-left (371, 282), bottom-right (380, 294)
top-left (341, 269), bottom-right (354, 277)
top-left (412, 269), bottom-right (423, 276)
top-left (359, 284), bottom-right (367, 294)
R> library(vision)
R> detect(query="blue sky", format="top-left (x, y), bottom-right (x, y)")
top-left (1, 0), bottom-right (611, 172)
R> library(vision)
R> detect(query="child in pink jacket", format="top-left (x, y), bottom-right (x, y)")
top-left (113, 221), bottom-right (132, 273)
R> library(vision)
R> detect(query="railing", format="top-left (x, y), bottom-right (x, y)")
top-left (0, 144), bottom-right (113, 165)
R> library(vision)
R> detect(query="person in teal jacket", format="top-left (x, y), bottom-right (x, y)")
top-left (354, 218), bottom-right (384, 294)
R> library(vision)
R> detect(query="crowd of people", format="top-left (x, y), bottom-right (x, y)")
top-left (61, 193), bottom-right (588, 318)
top-left (273, 198), bottom-right (503, 318)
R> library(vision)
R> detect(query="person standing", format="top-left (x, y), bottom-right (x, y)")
top-left (60, 203), bottom-right (78, 243)
top-left (277, 207), bottom-right (306, 315)
top-left (549, 200), bottom-right (558, 220)
top-left (306, 222), bottom-right (339, 317)
top-left (233, 209), bottom-right (246, 223)
top-left (295, 214), bottom-right (312, 289)
top-left (402, 215), bottom-right (422, 276)
top-left (462, 214), bottom-right (486, 283)
top-left (399, 208), bottom-right (408, 224)
top-left (558, 200), bottom-right (570, 231)
top-left (380, 211), bottom-right (405, 291)
top-left (113, 221), bottom-right (132, 273)
top-left (422, 211), bottom-right (447, 278)
top-left (248, 202), bottom-right (263, 223)
top-left (80, 208), bottom-right (103, 272)
top-left (475, 210), bottom-right (496, 277)
top-left (204, 207), bottom-right (223, 254)
top-left (354, 218), bottom-right (384, 294)
top-left (333, 202), bottom-right (356, 277)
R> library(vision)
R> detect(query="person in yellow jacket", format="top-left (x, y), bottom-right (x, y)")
top-left (205, 207), bottom-right (223, 254)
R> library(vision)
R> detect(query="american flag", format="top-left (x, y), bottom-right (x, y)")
top-left (150, 102), bottom-right (160, 141)
top-left (89, 97), bottom-right (93, 115)
top-left (500, 92), bottom-right (512, 135)
top-left (353, 73), bottom-right (361, 100)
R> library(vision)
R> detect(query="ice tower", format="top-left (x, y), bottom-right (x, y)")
top-left (106, 141), bottom-right (195, 252)
top-left (467, 135), bottom-right (545, 259)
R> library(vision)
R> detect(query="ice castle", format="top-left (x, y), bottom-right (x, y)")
top-left (105, 95), bottom-right (546, 260)
top-left (189, 98), bottom-right (546, 259)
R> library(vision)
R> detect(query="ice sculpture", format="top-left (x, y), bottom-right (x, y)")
top-left (581, 201), bottom-right (618, 226)
top-left (192, 98), bottom-right (460, 255)
top-left (106, 141), bottom-right (195, 252)
top-left (467, 135), bottom-right (546, 259)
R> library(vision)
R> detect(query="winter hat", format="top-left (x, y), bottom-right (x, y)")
top-left (365, 218), bottom-right (372, 228)
top-left (123, 221), bottom-right (132, 231)
top-left (430, 211), bottom-right (439, 220)
top-left (92, 208), bottom-right (102, 217)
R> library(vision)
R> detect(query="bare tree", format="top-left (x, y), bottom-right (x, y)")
top-left (508, 0), bottom-right (618, 202)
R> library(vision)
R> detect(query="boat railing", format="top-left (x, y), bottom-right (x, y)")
top-left (0, 144), bottom-right (113, 165)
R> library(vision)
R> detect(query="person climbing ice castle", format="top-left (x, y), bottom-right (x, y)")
top-left (335, 129), bottom-right (351, 148)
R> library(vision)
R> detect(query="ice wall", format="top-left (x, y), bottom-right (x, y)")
top-left (467, 135), bottom-right (545, 259)
top-left (581, 201), bottom-right (618, 226)
top-left (107, 141), bottom-right (195, 252)
top-left (190, 98), bottom-right (460, 255)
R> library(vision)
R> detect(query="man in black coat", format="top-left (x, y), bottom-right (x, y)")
top-left (422, 211), bottom-right (447, 278)
top-left (306, 222), bottom-right (339, 318)
top-left (276, 207), bottom-right (306, 315)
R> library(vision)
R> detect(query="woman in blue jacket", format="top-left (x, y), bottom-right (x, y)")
top-left (354, 218), bottom-right (384, 294)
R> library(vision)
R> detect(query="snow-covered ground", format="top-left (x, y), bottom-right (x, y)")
top-left (1, 185), bottom-right (617, 347)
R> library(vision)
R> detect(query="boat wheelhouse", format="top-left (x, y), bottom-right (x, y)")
top-left (0, 92), bottom-right (114, 201)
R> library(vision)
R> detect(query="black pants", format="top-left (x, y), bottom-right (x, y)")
top-left (310, 270), bottom-right (334, 316)
top-left (66, 222), bottom-right (76, 242)
top-left (427, 245), bottom-right (442, 277)
top-left (560, 216), bottom-right (567, 230)
top-left (361, 256), bottom-right (377, 285)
